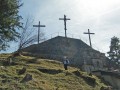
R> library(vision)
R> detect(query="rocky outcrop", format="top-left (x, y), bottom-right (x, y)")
top-left (22, 36), bottom-right (108, 72)
top-left (93, 70), bottom-right (120, 90)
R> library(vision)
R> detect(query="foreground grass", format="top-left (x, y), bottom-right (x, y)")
top-left (0, 54), bottom-right (107, 90)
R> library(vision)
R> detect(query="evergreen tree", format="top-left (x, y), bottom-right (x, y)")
top-left (108, 36), bottom-right (120, 69)
top-left (0, 0), bottom-right (23, 50)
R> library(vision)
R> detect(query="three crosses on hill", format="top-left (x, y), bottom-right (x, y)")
top-left (33, 15), bottom-right (95, 47)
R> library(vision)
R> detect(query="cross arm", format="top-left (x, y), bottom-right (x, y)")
top-left (33, 25), bottom-right (46, 27)
top-left (59, 18), bottom-right (64, 20)
top-left (33, 25), bottom-right (38, 27)
top-left (59, 18), bottom-right (71, 20)
top-left (40, 25), bottom-right (46, 27)
top-left (84, 32), bottom-right (95, 34)
top-left (66, 18), bottom-right (70, 20)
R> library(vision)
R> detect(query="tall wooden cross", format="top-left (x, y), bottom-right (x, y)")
top-left (84, 29), bottom-right (95, 47)
top-left (33, 21), bottom-right (45, 44)
top-left (59, 15), bottom-right (70, 37)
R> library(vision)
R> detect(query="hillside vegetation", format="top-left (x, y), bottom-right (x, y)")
top-left (0, 54), bottom-right (107, 90)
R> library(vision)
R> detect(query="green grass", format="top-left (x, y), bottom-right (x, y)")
top-left (0, 54), bottom-right (107, 90)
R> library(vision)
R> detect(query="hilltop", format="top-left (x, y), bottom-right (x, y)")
top-left (22, 36), bottom-right (108, 72)
top-left (0, 54), bottom-right (109, 90)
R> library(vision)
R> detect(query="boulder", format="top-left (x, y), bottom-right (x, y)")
top-left (18, 67), bottom-right (26, 75)
top-left (20, 74), bottom-right (32, 83)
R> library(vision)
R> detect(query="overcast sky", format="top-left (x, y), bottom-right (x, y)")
top-left (1, 0), bottom-right (120, 54)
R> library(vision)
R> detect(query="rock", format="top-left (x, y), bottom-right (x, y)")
top-left (22, 36), bottom-right (108, 73)
top-left (0, 66), bottom-right (5, 70)
top-left (100, 86), bottom-right (112, 90)
top-left (73, 70), bottom-right (96, 86)
top-left (8, 56), bottom-right (13, 65)
top-left (83, 76), bottom-right (96, 86)
top-left (38, 68), bottom-right (63, 74)
top-left (73, 70), bottom-right (82, 77)
top-left (65, 71), bottom-right (72, 76)
top-left (20, 74), bottom-right (32, 83)
top-left (18, 67), bottom-right (26, 75)
top-left (89, 72), bottom-right (92, 76)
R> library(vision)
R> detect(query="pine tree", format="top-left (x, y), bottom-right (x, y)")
top-left (0, 0), bottom-right (23, 50)
top-left (108, 36), bottom-right (120, 69)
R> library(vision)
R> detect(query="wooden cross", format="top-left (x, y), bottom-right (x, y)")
top-left (33, 21), bottom-right (45, 44)
top-left (59, 15), bottom-right (70, 37)
top-left (84, 29), bottom-right (95, 47)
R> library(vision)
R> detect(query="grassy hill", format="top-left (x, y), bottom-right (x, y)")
top-left (0, 54), bottom-right (108, 90)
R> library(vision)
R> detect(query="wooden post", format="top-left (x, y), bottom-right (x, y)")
top-left (84, 29), bottom-right (95, 47)
top-left (33, 21), bottom-right (45, 44)
top-left (59, 15), bottom-right (70, 37)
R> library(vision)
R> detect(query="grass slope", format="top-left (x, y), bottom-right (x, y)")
top-left (0, 54), bottom-right (107, 90)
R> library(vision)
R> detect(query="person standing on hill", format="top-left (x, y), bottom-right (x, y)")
top-left (63, 56), bottom-right (69, 70)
